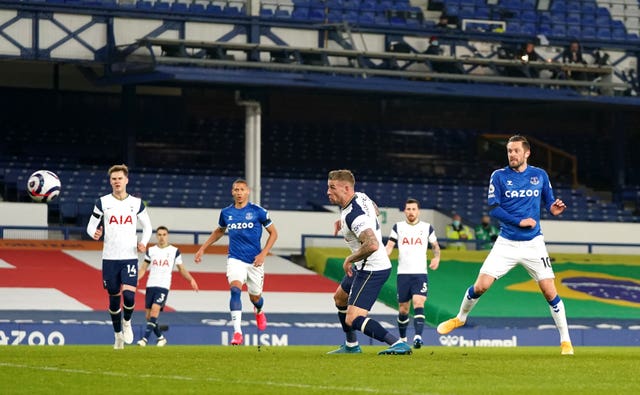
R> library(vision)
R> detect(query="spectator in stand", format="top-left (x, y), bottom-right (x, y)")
top-left (561, 40), bottom-right (588, 81)
top-left (445, 213), bottom-right (475, 250)
top-left (475, 215), bottom-right (499, 250)
top-left (516, 40), bottom-right (542, 78)
top-left (425, 36), bottom-right (464, 74)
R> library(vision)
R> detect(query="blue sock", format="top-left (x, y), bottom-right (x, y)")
top-left (413, 307), bottom-right (425, 337)
top-left (153, 318), bottom-right (162, 337)
top-left (122, 290), bottom-right (135, 321)
top-left (108, 295), bottom-right (122, 332)
top-left (397, 313), bottom-right (409, 338)
top-left (252, 296), bottom-right (264, 312)
top-left (336, 305), bottom-right (357, 343)
top-left (548, 295), bottom-right (561, 309)
top-left (144, 317), bottom-right (157, 340)
top-left (352, 316), bottom-right (398, 345)
top-left (467, 286), bottom-right (481, 299)
top-left (230, 287), bottom-right (242, 311)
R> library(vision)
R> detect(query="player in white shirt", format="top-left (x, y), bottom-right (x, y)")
top-left (327, 169), bottom-right (412, 355)
top-left (86, 164), bottom-right (152, 349)
top-left (137, 226), bottom-right (199, 347)
top-left (385, 198), bottom-right (441, 349)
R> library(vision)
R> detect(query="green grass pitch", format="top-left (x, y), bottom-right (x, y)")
top-left (1, 346), bottom-right (638, 394)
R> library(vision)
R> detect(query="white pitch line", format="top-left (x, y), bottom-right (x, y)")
top-left (0, 362), bottom-right (439, 395)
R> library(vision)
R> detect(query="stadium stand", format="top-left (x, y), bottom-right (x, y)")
top-left (2, 115), bottom-right (638, 224)
top-left (9, 0), bottom-right (640, 42)
top-left (0, 1), bottom-right (638, 225)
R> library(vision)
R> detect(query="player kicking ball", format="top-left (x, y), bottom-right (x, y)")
top-left (437, 135), bottom-right (574, 355)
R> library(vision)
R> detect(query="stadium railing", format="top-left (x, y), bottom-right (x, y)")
top-left (125, 37), bottom-right (627, 93)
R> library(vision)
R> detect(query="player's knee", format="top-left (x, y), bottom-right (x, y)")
top-left (334, 290), bottom-right (348, 305)
top-left (122, 290), bottom-right (135, 308)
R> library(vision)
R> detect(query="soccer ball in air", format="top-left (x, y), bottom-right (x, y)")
top-left (27, 170), bottom-right (61, 203)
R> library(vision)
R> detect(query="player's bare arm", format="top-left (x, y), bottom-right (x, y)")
top-left (178, 265), bottom-right (199, 291)
top-left (549, 199), bottom-right (567, 216)
top-left (194, 227), bottom-right (225, 263)
top-left (343, 228), bottom-right (378, 277)
top-left (253, 224), bottom-right (278, 267)
top-left (92, 225), bottom-right (103, 240)
top-left (385, 239), bottom-right (396, 256)
top-left (137, 261), bottom-right (149, 284)
top-left (429, 241), bottom-right (441, 270)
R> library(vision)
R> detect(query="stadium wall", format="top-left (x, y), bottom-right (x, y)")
top-left (1, 202), bottom-right (640, 253)
top-left (1, 313), bottom-right (638, 347)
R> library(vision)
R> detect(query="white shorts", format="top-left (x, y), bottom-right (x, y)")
top-left (226, 257), bottom-right (264, 295)
top-left (479, 235), bottom-right (555, 282)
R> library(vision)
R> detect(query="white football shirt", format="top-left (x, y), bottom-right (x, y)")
top-left (144, 244), bottom-right (182, 289)
top-left (86, 194), bottom-right (152, 260)
top-left (340, 192), bottom-right (391, 272)
top-left (388, 221), bottom-right (437, 274)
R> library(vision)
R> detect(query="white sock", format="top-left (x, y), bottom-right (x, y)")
top-left (458, 289), bottom-right (479, 322)
top-left (549, 299), bottom-right (571, 343)
top-left (231, 310), bottom-right (242, 333)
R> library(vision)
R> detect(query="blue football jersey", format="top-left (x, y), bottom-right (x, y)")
top-left (487, 165), bottom-right (555, 241)
top-left (218, 203), bottom-right (273, 264)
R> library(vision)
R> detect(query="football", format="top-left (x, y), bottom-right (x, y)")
top-left (27, 170), bottom-right (61, 203)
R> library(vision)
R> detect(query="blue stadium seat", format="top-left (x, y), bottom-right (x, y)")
top-left (171, 2), bottom-right (188, 13)
top-left (581, 26), bottom-right (596, 39)
top-left (153, 0), bottom-right (171, 11)
top-left (475, 7), bottom-right (490, 18)
top-left (611, 28), bottom-right (626, 41)
top-left (520, 10), bottom-right (536, 22)
top-left (551, 24), bottom-right (566, 37)
top-left (596, 27), bottom-right (611, 40)
top-left (566, 13), bottom-right (580, 25)
top-left (291, 7), bottom-right (310, 20)
top-left (205, 4), bottom-right (224, 14)
top-left (567, 25), bottom-right (580, 38)
top-left (274, 9), bottom-right (291, 18)
top-left (358, 11), bottom-right (376, 24)
top-left (360, 0), bottom-right (376, 10)
top-left (260, 7), bottom-right (275, 18)
top-left (189, 2), bottom-right (205, 13)
top-left (521, 22), bottom-right (536, 35)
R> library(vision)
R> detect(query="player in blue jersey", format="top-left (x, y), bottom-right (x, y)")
top-left (194, 179), bottom-right (278, 346)
top-left (86, 164), bottom-right (152, 349)
top-left (437, 135), bottom-right (574, 355)
top-left (327, 169), bottom-right (412, 355)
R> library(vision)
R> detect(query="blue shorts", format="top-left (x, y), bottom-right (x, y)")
top-left (348, 268), bottom-right (391, 311)
top-left (397, 273), bottom-right (429, 303)
top-left (145, 287), bottom-right (169, 309)
top-left (102, 259), bottom-right (138, 294)
top-left (340, 274), bottom-right (354, 294)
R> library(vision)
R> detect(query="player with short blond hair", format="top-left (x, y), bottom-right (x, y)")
top-left (87, 164), bottom-right (152, 349)
top-left (327, 169), bottom-right (412, 355)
